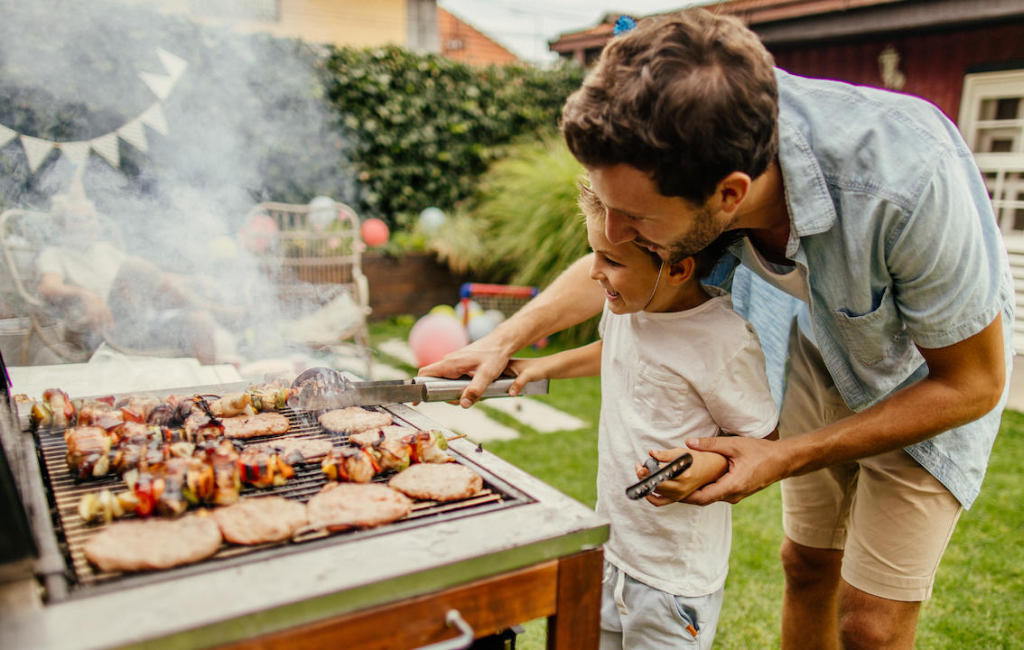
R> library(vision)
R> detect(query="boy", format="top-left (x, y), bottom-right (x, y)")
top-left (506, 184), bottom-right (778, 649)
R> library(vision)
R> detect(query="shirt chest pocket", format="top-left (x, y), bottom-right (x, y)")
top-left (830, 285), bottom-right (916, 367)
top-left (632, 363), bottom-right (691, 430)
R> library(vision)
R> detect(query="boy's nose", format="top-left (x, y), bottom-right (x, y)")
top-left (605, 209), bottom-right (636, 245)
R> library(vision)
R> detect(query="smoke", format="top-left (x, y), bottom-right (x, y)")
top-left (0, 0), bottom-right (369, 374)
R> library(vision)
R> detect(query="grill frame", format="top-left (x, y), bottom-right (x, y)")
top-left (1, 385), bottom-right (609, 650)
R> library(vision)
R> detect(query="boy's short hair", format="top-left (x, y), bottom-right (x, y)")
top-left (578, 180), bottom-right (738, 278)
top-left (562, 8), bottom-right (779, 205)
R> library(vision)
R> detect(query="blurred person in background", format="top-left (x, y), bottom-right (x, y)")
top-left (37, 193), bottom-right (241, 364)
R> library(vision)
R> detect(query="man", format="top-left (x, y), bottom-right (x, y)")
top-left (37, 193), bottom-right (239, 364)
top-left (421, 9), bottom-right (1014, 650)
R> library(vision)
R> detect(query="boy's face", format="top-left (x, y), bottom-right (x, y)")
top-left (588, 164), bottom-right (735, 264)
top-left (587, 215), bottom-right (663, 314)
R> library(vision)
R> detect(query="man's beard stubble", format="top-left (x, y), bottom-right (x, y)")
top-left (664, 204), bottom-right (724, 265)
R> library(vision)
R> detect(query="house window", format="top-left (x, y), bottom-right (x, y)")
top-left (191, 0), bottom-right (280, 22)
top-left (959, 69), bottom-right (1024, 236)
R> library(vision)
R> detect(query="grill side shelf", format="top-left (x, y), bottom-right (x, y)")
top-left (32, 404), bottom-right (532, 599)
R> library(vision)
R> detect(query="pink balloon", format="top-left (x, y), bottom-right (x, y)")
top-left (239, 213), bottom-right (278, 253)
top-left (408, 314), bottom-right (469, 367)
top-left (361, 218), bottom-right (390, 247)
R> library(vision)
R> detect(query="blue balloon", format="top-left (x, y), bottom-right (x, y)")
top-left (419, 207), bottom-right (447, 234)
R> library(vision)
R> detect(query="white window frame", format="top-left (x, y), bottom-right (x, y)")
top-left (959, 69), bottom-right (1024, 237)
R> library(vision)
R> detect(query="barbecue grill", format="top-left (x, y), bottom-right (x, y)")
top-left (0, 373), bottom-right (608, 650)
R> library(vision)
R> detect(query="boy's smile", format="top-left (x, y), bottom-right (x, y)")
top-left (586, 216), bottom-right (665, 314)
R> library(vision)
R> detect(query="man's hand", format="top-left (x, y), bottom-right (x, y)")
top-left (682, 436), bottom-right (789, 505)
top-left (418, 337), bottom-right (514, 408)
top-left (79, 291), bottom-right (114, 332)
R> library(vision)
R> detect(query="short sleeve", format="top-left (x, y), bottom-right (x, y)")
top-left (36, 246), bottom-right (64, 278)
top-left (888, 150), bottom-right (1006, 348)
top-left (701, 328), bottom-right (779, 438)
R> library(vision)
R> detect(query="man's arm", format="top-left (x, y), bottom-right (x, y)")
top-left (686, 314), bottom-right (1006, 504)
top-left (419, 254), bottom-right (605, 407)
top-left (38, 272), bottom-right (113, 331)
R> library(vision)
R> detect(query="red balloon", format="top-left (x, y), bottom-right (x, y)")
top-left (361, 218), bottom-right (390, 247)
top-left (408, 314), bottom-right (469, 367)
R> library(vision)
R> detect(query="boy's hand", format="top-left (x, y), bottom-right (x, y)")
top-left (505, 358), bottom-right (548, 396)
top-left (635, 447), bottom-right (729, 507)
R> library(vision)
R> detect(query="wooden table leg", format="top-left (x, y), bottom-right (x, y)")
top-left (547, 547), bottom-right (604, 650)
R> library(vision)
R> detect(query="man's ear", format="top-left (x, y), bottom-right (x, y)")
top-left (666, 257), bottom-right (696, 285)
top-left (714, 172), bottom-right (751, 215)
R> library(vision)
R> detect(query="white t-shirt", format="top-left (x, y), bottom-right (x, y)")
top-left (36, 242), bottom-right (127, 301)
top-left (596, 286), bottom-right (778, 597)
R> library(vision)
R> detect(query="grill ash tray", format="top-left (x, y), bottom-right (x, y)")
top-left (33, 405), bottom-right (535, 598)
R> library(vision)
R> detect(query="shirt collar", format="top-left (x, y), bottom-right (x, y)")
top-left (775, 71), bottom-right (838, 247)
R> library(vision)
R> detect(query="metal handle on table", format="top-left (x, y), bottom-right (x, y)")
top-left (413, 609), bottom-right (475, 650)
top-left (415, 376), bottom-right (549, 402)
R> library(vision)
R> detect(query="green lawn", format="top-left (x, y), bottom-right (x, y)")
top-left (369, 321), bottom-right (1024, 649)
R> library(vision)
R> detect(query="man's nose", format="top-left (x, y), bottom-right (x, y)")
top-left (605, 209), bottom-right (636, 245)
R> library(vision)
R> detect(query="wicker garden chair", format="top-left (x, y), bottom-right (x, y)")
top-left (242, 201), bottom-right (373, 377)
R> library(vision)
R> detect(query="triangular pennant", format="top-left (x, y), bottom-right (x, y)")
top-left (20, 135), bottom-right (54, 172)
top-left (139, 103), bottom-right (169, 136)
top-left (58, 141), bottom-right (91, 167)
top-left (90, 133), bottom-right (120, 169)
top-left (117, 119), bottom-right (149, 153)
top-left (139, 71), bottom-right (174, 100)
top-left (0, 124), bottom-right (16, 148)
top-left (155, 47), bottom-right (188, 82)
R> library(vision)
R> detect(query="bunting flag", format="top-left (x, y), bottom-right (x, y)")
top-left (139, 103), bottom-right (169, 136)
top-left (57, 141), bottom-right (91, 167)
top-left (139, 71), bottom-right (175, 100)
top-left (20, 135), bottom-right (54, 172)
top-left (116, 119), bottom-right (149, 153)
top-left (0, 124), bottom-right (16, 148)
top-left (0, 47), bottom-right (186, 173)
top-left (90, 133), bottom-right (121, 169)
top-left (156, 47), bottom-right (188, 83)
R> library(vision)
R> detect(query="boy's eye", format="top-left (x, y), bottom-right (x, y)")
top-left (605, 258), bottom-right (622, 267)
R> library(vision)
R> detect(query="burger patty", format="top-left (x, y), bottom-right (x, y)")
top-left (212, 496), bottom-right (308, 545)
top-left (250, 437), bottom-right (333, 463)
top-left (221, 412), bottom-right (290, 439)
top-left (388, 463), bottom-right (483, 502)
top-left (318, 407), bottom-right (392, 435)
top-left (84, 514), bottom-right (222, 573)
top-left (348, 424), bottom-right (413, 447)
top-left (306, 482), bottom-right (412, 531)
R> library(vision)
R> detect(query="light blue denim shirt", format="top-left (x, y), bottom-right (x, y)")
top-left (719, 70), bottom-right (1015, 509)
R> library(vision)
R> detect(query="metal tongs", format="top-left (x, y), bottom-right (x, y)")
top-left (287, 367), bottom-right (548, 411)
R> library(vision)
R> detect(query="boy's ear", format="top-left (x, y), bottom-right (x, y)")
top-left (666, 257), bottom-right (696, 285)
top-left (713, 172), bottom-right (751, 215)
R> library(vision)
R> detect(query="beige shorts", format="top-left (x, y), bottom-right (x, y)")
top-left (779, 325), bottom-right (963, 602)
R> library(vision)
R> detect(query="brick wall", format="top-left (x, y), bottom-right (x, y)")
top-left (362, 252), bottom-right (468, 321)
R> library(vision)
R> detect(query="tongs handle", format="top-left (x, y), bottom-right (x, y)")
top-left (414, 376), bottom-right (548, 402)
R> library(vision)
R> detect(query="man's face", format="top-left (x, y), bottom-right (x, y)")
top-left (587, 164), bottom-right (732, 264)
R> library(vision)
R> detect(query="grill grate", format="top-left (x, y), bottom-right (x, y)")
top-left (33, 404), bottom-right (531, 595)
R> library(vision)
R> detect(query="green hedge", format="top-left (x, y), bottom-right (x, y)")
top-left (321, 46), bottom-right (584, 228)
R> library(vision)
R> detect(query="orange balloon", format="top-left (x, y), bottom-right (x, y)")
top-left (361, 218), bottom-right (390, 247)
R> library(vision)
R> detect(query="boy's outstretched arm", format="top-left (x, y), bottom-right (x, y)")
top-left (505, 340), bottom-right (603, 396)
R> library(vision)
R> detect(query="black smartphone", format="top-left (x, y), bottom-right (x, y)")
top-left (625, 453), bottom-right (694, 500)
